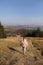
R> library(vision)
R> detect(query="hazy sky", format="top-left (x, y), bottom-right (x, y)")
top-left (0, 0), bottom-right (43, 26)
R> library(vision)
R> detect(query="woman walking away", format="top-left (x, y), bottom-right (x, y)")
top-left (20, 37), bottom-right (28, 55)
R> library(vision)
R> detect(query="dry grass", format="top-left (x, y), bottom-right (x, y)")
top-left (0, 37), bottom-right (43, 65)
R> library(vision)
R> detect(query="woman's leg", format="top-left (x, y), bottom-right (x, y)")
top-left (22, 47), bottom-right (24, 55)
top-left (24, 47), bottom-right (26, 54)
top-left (22, 47), bottom-right (26, 55)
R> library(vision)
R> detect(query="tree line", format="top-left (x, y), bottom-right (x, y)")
top-left (0, 22), bottom-right (43, 38)
top-left (24, 27), bottom-right (43, 37)
top-left (17, 27), bottom-right (43, 37)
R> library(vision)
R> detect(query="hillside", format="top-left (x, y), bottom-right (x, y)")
top-left (0, 37), bottom-right (43, 65)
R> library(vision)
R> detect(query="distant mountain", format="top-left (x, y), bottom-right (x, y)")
top-left (4, 25), bottom-right (43, 30)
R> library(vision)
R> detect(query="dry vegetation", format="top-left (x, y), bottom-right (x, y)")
top-left (0, 37), bottom-right (43, 65)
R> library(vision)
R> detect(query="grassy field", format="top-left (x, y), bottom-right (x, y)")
top-left (0, 37), bottom-right (43, 65)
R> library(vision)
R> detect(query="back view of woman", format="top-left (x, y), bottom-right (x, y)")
top-left (20, 37), bottom-right (28, 55)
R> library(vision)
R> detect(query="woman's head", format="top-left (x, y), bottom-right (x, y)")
top-left (23, 37), bottom-right (25, 40)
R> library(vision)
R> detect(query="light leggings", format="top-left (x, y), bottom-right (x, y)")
top-left (22, 47), bottom-right (26, 55)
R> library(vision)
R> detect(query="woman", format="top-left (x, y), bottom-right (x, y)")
top-left (20, 37), bottom-right (28, 55)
